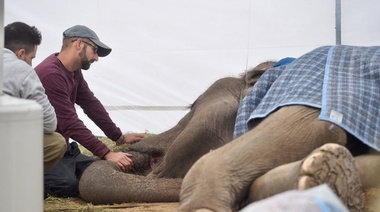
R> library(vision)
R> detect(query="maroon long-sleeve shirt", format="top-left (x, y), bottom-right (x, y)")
top-left (35, 53), bottom-right (122, 158)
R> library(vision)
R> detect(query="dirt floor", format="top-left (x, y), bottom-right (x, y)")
top-left (44, 137), bottom-right (379, 212)
top-left (44, 188), bottom-right (379, 212)
top-left (44, 197), bottom-right (179, 211)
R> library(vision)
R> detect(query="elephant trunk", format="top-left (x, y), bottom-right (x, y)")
top-left (79, 160), bottom-right (182, 205)
top-left (125, 150), bottom-right (152, 176)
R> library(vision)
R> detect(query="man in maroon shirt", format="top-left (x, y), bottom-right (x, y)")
top-left (35, 25), bottom-right (144, 197)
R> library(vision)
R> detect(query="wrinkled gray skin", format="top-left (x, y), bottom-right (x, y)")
top-left (129, 64), bottom-right (273, 179)
top-left (78, 61), bottom-right (276, 204)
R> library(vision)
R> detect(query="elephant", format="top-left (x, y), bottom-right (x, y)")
top-left (79, 46), bottom-right (380, 211)
top-left (177, 45), bottom-right (380, 212)
top-left (78, 60), bottom-right (277, 204)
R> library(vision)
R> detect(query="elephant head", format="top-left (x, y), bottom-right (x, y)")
top-left (123, 61), bottom-right (276, 178)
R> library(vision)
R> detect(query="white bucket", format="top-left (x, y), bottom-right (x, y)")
top-left (0, 95), bottom-right (43, 212)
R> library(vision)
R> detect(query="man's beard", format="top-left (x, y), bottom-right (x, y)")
top-left (79, 49), bottom-right (91, 70)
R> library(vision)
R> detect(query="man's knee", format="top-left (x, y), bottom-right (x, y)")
top-left (55, 135), bottom-right (67, 157)
top-left (44, 133), bottom-right (67, 173)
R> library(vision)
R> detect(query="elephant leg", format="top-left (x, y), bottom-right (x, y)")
top-left (178, 106), bottom-right (349, 212)
top-left (247, 143), bottom-right (363, 212)
top-left (354, 151), bottom-right (380, 189)
top-left (79, 160), bottom-right (182, 204)
top-left (151, 98), bottom-right (238, 179)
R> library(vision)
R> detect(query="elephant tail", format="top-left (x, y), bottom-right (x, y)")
top-left (79, 160), bottom-right (182, 205)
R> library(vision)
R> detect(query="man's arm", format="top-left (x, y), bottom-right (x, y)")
top-left (75, 72), bottom-right (123, 143)
top-left (40, 71), bottom-right (111, 158)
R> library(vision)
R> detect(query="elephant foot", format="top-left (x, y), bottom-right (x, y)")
top-left (298, 143), bottom-right (363, 212)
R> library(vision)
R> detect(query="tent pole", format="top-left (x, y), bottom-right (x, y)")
top-left (0, 1), bottom-right (44, 211)
top-left (335, 0), bottom-right (342, 45)
top-left (0, 0), bottom-right (3, 92)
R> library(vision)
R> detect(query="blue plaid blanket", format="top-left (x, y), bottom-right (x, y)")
top-left (234, 45), bottom-right (380, 151)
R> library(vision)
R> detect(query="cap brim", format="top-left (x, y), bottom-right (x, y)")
top-left (92, 39), bottom-right (112, 57)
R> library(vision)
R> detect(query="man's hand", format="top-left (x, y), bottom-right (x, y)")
top-left (125, 133), bottom-right (144, 144)
top-left (116, 133), bottom-right (145, 145)
top-left (103, 151), bottom-right (134, 172)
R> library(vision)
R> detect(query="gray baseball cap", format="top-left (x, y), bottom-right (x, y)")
top-left (63, 25), bottom-right (112, 57)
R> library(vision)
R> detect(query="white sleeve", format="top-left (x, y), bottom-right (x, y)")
top-left (22, 70), bottom-right (57, 133)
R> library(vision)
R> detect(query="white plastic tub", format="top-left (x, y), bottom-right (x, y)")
top-left (0, 95), bottom-right (43, 212)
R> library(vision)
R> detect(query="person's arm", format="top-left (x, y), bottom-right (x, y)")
top-left (23, 71), bottom-right (57, 133)
top-left (41, 71), bottom-right (111, 158)
top-left (75, 72), bottom-right (124, 142)
top-left (75, 76), bottom-right (145, 146)
top-left (3, 55), bottom-right (57, 133)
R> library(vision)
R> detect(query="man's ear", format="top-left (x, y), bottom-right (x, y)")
top-left (15, 49), bottom-right (26, 59)
top-left (74, 38), bottom-right (83, 51)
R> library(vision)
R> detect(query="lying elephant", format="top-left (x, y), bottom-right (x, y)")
top-left (80, 48), bottom-right (380, 210)
top-left (177, 45), bottom-right (380, 212)
top-left (78, 61), bottom-right (276, 204)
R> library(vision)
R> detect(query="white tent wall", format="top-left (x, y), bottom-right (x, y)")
top-left (4, 0), bottom-right (380, 136)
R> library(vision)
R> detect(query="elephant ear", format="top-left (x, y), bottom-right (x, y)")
top-left (245, 61), bottom-right (276, 87)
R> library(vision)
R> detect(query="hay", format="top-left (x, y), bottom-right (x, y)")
top-left (45, 133), bottom-right (380, 211)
